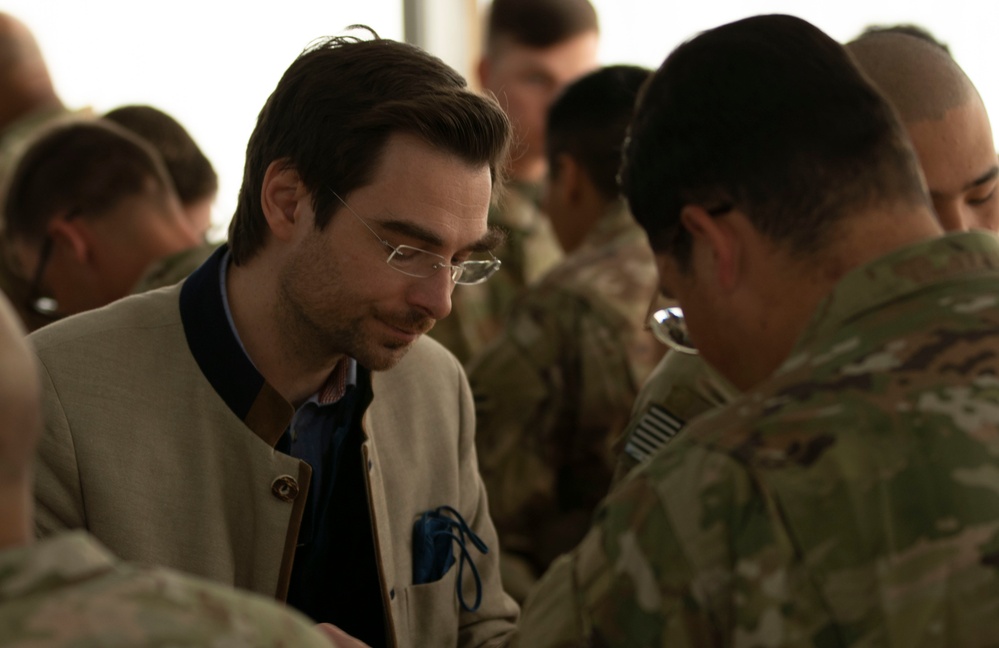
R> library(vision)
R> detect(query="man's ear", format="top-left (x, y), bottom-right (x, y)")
top-left (551, 154), bottom-right (583, 207)
top-left (476, 56), bottom-right (491, 91)
top-left (47, 216), bottom-right (91, 265)
top-left (260, 161), bottom-right (305, 242)
top-left (679, 204), bottom-right (740, 291)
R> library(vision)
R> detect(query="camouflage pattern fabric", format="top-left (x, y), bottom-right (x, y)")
top-left (131, 241), bottom-right (220, 294)
top-left (469, 202), bottom-right (663, 603)
top-left (514, 231), bottom-right (999, 647)
top-left (0, 531), bottom-right (332, 647)
top-left (611, 351), bottom-right (739, 485)
top-left (428, 181), bottom-right (564, 364)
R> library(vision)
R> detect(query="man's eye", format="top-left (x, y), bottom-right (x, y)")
top-left (968, 185), bottom-right (997, 207)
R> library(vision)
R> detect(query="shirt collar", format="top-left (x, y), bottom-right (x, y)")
top-left (181, 245), bottom-right (356, 446)
top-left (218, 249), bottom-right (357, 409)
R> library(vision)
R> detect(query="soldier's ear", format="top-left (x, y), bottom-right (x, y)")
top-left (477, 56), bottom-right (491, 90)
top-left (679, 204), bottom-right (740, 292)
top-left (552, 154), bottom-right (584, 208)
top-left (260, 160), bottom-right (304, 242)
top-left (48, 215), bottom-right (91, 265)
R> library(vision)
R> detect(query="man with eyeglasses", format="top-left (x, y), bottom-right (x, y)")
top-left (513, 14), bottom-right (999, 645)
top-left (30, 33), bottom-right (518, 647)
top-left (611, 22), bottom-right (999, 485)
top-left (2, 120), bottom-right (213, 328)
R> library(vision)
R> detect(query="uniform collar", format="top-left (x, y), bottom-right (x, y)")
top-left (786, 231), bottom-right (999, 364)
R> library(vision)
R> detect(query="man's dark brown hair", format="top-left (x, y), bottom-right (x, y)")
top-left (2, 119), bottom-right (173, 245)
top-left (485, 0), bottom-right (598, 51)
top-left (227, 30), bottom-right (511, 266)
top-left (104, 105), bottom-right (218, 206)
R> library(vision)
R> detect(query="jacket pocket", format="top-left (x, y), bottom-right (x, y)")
top-left (398, 567), bottom-right (459, 647)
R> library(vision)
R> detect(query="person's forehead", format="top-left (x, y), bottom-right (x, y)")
top-left (491, 31), bottom-right (598, 76)
top-left (907, 100), bottom-right (996, 192)
top-left (348, 135), bottom-right (493, 245)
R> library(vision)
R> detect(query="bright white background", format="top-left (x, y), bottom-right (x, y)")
top-left (7, 1), bottom-right (999, 235)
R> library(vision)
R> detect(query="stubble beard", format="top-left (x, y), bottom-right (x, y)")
top-left (277, 249), bottom-right (434, 372)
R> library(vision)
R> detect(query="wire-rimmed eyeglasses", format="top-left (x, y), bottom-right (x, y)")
top-left (24, 208), bottom-right (83, 320)
top-left (328, 189), bottom-right (501, 285)
top-left (648, 303), bottom-right (697, 355)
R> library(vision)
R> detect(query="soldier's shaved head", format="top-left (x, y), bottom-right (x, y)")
top-left (0, 13), bottom-right (60, 133)
top-left (848, 31), bottom-right (999, 232)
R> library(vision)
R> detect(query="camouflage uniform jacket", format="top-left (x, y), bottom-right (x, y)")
top-left (0, 531), bottom-right (332, 647)
top-left (515, 231), bottom-right (999, 647)
top-left (131, 241), bottom-right (220, 294)
top-left (612, 351), bottom-right (739, 484)
top-left (468, 201), bottom-right (663, 602)
top-left (428, 181), bottom-right (564, 364)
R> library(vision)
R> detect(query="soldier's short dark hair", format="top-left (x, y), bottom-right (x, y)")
top-left (2, 119), bottom-right (173, 246)
top-left (485, 0), bottom-right (598, 52)
top-left (228, 30), bottom-right (511, 266)
top-left (858, 23), bottom-right (951, 56)
top-left (104, 104), bottom-right (218, 206)
top-left (547, 65), bottom-right (649, 201)
top-left (621, 14), bottom-right (928, 268)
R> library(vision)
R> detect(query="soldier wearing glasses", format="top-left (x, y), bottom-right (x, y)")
top-left (515, 14), bottom-right (999, 645)
top-left (29, 33), bottom-right (518, 647)
top-left (612, 23), bottom-right (999, 485)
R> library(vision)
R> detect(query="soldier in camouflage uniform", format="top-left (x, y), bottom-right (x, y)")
top-left (3, 120), bottom-right (206, 325)
top-left (515, 15), bottom-right (999, 646)
top-left (469, 66), bottom-right (662, 603)
top-left (611, 23), bottom-right (999, 485)
top-left (0, 13), bottom-right (91, 332)
top-left (0, 293), bottom-right (333, 647)
top-left (612, 349), bottom-right (738, 483)
top-left (430, 182), bottom-right (564, 362)
top-left (429, 0), bottom-right (599, 362)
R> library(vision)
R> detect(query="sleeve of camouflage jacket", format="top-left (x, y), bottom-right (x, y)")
top-left (468, 289), bottom-right (639, 602)
top-left (512, 439), bottom-right (795, 648)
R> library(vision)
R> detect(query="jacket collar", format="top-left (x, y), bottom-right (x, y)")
top-left (180, 245), bottom-right (294, 446)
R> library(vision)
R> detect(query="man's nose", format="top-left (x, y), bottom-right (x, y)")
top-left (407, 268), bottom-right (454, 321)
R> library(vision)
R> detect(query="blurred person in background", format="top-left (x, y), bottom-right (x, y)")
top-left (0, 12), bottom-right (90, 331)
top-left (468, 65), bottom-right (662, 603)
top-left (105, 104), bottom-right (219, 241)
top-left (3, 120), bottom-right (207, 326)
top-left (429, 0), bottom-right (599, 362)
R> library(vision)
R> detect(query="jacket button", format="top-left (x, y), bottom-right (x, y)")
top-left (271, 475), bottom-right (300, 502)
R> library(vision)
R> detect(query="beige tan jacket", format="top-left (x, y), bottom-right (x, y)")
top-left (31, 268), bottom-right (518, 647)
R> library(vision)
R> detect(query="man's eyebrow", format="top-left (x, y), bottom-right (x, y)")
top-left (378, 220), bottom-right (446, 248)
top-left (966, 166), bottom-right (999, 191)
top-left (374, 220), bottom-right (507, 254)
top-left (468, 225), bottom-right (506, 253)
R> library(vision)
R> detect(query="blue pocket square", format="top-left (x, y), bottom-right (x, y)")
top-left (412, 505), bottom-right (489, 612)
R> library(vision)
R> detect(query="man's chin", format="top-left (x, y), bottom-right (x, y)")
top-left (355, 340), bottom-right (417, 371)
